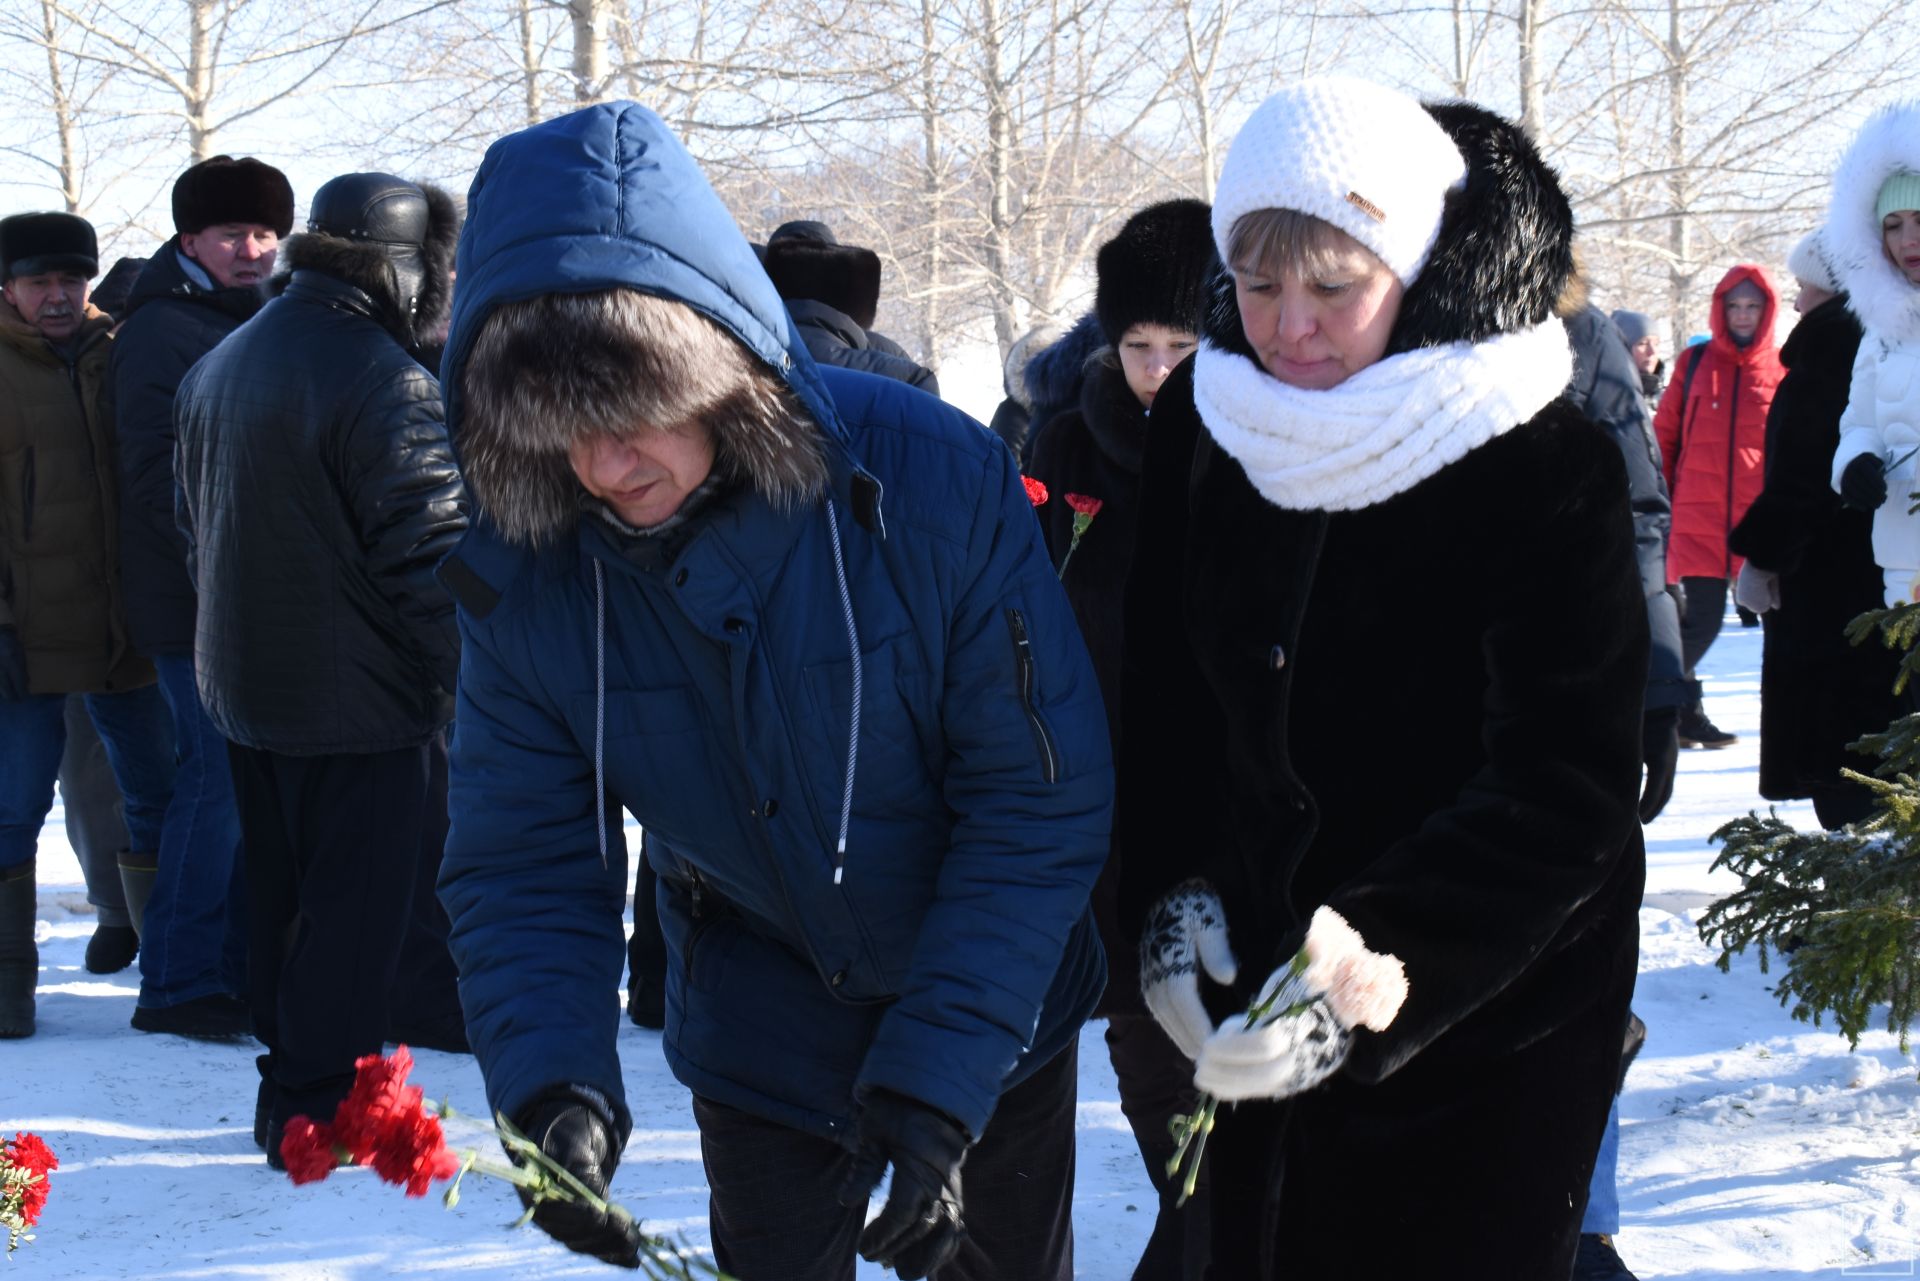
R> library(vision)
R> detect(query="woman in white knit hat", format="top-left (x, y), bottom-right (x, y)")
top-left (1117, 77), bottom-right (1645, 1275)
top-left (1826, 102), bottom-right (1920, 607)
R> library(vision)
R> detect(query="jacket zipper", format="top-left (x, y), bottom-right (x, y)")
top-left (1005, 607), bottom-right (1059, 783)
top-left (1724, 368), bottom-right (1739, 577)
top-left (680, 865), bottom-right (708, 982)
top-left (19, 446), bottom-right (34, 543)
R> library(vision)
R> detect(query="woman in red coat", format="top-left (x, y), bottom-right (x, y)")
top-left (1653, 263), bottom-right (1784, 748)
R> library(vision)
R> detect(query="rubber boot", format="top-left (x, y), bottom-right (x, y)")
top-left (0, 863), bottom-right (38, 1038)
top-left (118, 850), bottom-right (159, 938)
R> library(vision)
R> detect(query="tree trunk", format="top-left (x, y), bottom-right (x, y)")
top-left (517, 0), bottom-right (542, 125)
top-left (979, 0), bottom-right (1018, 356)
top-left (1665, 0), bottom-right (1690, 351)
top-left (1516, 0), bottom-right (1546, 141)
top-left (186, 0), bottom-right (216, 161)
top-left (569, 0), bottom-right (606, 105)
top-left (917, 0), bottom-right (944, 368)
top-left (38, 0), bottom-right (79, 211)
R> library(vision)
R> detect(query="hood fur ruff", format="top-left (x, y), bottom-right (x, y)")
top-left (278, 181), bottom-right (459, 340)
top-left (1828, 101), bottom-right (1920, 344)
top-left (1201, 99), bottom-right (1575, 361)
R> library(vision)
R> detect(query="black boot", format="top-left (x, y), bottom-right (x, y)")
top-left (117, 850), bottom-right (159, 938)
top-left (1678, 679), bottom-right (1736, 749)
top-left (0, 863), bottom-right (38, 1039)
top-left (85, 923), bottom-right (139, 974)
top-left (131, 991), bottom-right (253, 1040)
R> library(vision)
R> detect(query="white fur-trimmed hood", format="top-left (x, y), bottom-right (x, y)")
top-left (1828, 101), bottom-right (1920, 343)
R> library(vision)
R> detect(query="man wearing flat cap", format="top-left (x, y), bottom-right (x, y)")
top-left (0, 211), bottom-right (177, 1038)
top-left (111, 154), bottom-right (294, 1040)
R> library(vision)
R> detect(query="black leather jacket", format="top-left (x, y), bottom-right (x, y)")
top-left (174, 265), bottom-right (468, 753)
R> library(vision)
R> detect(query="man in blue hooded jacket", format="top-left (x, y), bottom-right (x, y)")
top-left (435, 104), bottom-right (1110, 1280)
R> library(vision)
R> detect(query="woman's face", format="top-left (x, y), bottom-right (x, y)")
top-left (569, 423), bottom-right (717, 527)
top-left (1232, 241), bottom-right (1404, 390)
top-left (1116, 322), bottom-right (1197, 409)
top-left (1885, 210), bottom-right (1920, 285)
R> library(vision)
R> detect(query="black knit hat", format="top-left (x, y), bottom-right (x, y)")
top-left (171, 155), bottom-right (295, 236)
top-left (0, 212), bottom-right (98, 281)
top-left (763, 233), bottom-right (884, 329)
top-left (1094, 198), bottom-right (1216, 345)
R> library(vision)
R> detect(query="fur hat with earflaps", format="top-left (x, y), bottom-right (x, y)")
top-left (172, 155), bottom-right (295, 237)
top-left (281, 173), bottom-right (462, 344)
top-left (762, 221), bottom-right (885, 329)
top-left (1095, 199), bottom-right (1216, 345)
top-left (0, 212), bottom-right (98, 281)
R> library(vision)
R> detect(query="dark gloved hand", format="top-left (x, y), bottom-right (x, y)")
top-left (1736, 605), bottom-right (1760, 628)
top-left (512, 1087), bottom-right (642, 1269)
top-left (0, 626), bottom-right (25, 701)
top-left (1665, 581), bottom-right (1687, 621)
top-left (1841, 453), bottom-right (1889, 512)
top-left (836, 1088), bottom-right (970, 1279)
top-left (1639, 705), bottom-right (1679, 824)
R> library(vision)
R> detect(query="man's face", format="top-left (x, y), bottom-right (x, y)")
top-left (179, 223), bottom-right (279, 288)
top-left (1628, 335), bottom-right (1659, 376)
top-left (1724, 293), bottom-right (1764, 342)
top-left (569, 423), bottom-right (717, 528)
top-left (3, 271), bottom-right (89, 342)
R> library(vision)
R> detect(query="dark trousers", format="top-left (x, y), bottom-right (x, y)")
top-left (628, 848), bottom-right (667, 995)
top-left (389, 735), bottom-right (459, 1033)
top-left (1679, 574), bottom-right (1729, 678)
top-left (1106, 1015), bottom-right (1211, 1280)
top-left (693, 1040), bottom-right (1078, 1281)
top-left (230, 737), bottom-right (449, 1121)
top-left (60, 694), bottom-right (133, 928)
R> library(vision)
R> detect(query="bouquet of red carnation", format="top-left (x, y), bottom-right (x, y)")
top-left (2, 1132), bottom-right (57, 1254)
top-left (283, 1047), bottom-right (725, 1278)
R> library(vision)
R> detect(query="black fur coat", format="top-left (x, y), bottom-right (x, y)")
top-left (1115, 102), bottom-right (1646, 1277)
top-left (1728, 294), bottom-right (1901, 807)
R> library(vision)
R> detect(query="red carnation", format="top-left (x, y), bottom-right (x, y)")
top-left (7, 1134), bottom-right (55, 1179)
top-left (1064, 493), bottom-right (1103, 516)
top-left (1023, 476), bottom-right (1049, 507)
top-left (367, 1102), bottom-right (460, 1197)
top-left (280, 1117), bottom-right (344, 1186)
top-left (1054, 492), bottom-right (1104, 579)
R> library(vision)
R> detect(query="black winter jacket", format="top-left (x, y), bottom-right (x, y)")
top-left (173, 240), bottom-right (468, 755)
top-left (786, 300), bottom-right (939, 397)
top-left (110, 242), bottom-right (266, 657)
top-left (1026, 358), bottom-right (1147, 1015)
top-left (1566, 302), bottom-right (1686, 710)
top-left (1728, 294), bottom-right (1901, 801)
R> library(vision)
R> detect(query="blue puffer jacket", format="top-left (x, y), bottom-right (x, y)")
top-left (434, 102), bottom-right (1110, 1148)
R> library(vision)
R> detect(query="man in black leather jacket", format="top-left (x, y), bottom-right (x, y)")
top-left (172, 172), bottom-right (468, 1165)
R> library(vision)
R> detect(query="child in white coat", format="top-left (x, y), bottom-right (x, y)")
top-left (1828, 101), bottom-right (1920, 605)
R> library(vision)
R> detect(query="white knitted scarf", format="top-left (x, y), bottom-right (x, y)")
top-left (1192, 319), bottom-right (1574, 511)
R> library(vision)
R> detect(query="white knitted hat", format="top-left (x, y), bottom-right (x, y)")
top-left (1211, 77), bottom-right (1468, 286)
top-left (1786, 228), bottom-right (1839, 293)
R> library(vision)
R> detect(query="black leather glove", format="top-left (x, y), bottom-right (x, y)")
top-left (1639, 705), bottom-right (1679, 824)
top-left (512, 1087), bottom-right (642, 1270)
top-left (836, 1088), bottom-right (970, 1279)
top-left (0, 626), bottom-right (25, 701)
top-left (1841, 453), bottom-right (1889, 512)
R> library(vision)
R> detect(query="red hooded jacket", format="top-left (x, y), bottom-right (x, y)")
top-left (1653, 263), bottom-right (1785, 582)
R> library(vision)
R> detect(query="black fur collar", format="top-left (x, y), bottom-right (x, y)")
top-left (1201, 100), bottom-right (1573, 360)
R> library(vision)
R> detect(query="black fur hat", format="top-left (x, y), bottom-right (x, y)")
top-left (0, 212), bottom-right (98, 280)
top-left (1095, 199), bottom-right (1216, 345)
top-left (1200, 100), bottom-right (1574, 360)
top-left (172, 155), bottom-right (295, 236)
top-left (763, 235), bottom-right (884, 329)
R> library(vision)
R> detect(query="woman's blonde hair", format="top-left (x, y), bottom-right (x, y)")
top-left (1226, 208), bottom-right (1379, 280)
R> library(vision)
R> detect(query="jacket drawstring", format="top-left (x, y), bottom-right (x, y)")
top-left (594, 557), bottom-right (608, 869)
top-left (825, 502), bottom-right (861, 883)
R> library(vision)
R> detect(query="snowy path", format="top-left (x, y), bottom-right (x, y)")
top-left (7, 617), bottom-right (1919, 1278)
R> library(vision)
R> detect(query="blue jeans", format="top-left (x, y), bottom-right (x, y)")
top-left (1, 684), bottom-right (175, 869)
top-left (138, 655), bottom-right (245, 1007)
top-left (1580, 1096), bottom-right (1621, 1235)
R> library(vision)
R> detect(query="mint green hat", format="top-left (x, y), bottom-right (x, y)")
top-left (1878, 170), bottom-right (1920, 222)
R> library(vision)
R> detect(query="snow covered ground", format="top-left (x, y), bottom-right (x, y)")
top-left (8, 615), bottom-right (1920, 1278)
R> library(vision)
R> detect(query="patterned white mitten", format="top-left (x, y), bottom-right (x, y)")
top-left (1138, 880), bottom-right (1239, 1059)
top-left (1193, 967), bottom-right (1352, 1101)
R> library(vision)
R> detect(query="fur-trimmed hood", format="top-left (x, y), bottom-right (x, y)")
top-left (277, 182), bottom-right (458, 342)
top-left (1024, 311), bottom-right (1105, 425)
top-left (442, 103), bottom-right (844, 544)
top-left (1200, 99), bottom-right (1574, 361)
top-left (1828, 101), bottom-right (1920, 344)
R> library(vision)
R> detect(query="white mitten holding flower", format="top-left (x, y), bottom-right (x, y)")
top-left (1194, 907), bottom-right (1409, 1103)
top-left (1138, 880), bottom-right (1240, 1059)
